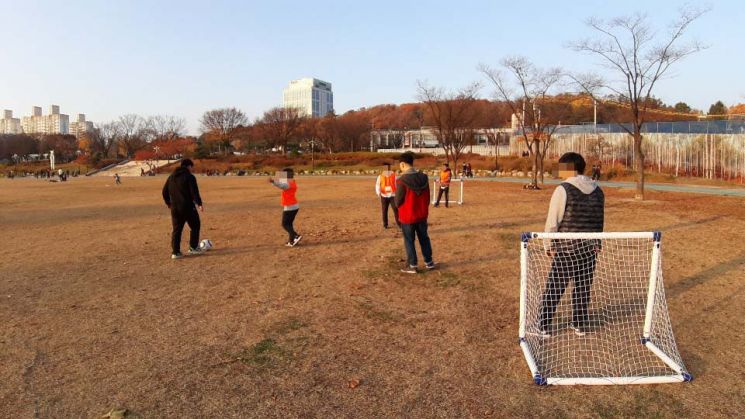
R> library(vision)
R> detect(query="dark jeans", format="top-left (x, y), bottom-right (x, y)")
top-left (380, 196), bottom-right (400, 228)
top-left (539, 250), bottom-right (597, 331)
top-left (401, 221), bottom-right (433, 267)
top-left (435, 186), bottom-right (449, 207)
top-left (282, 209), bottom-right (299, 242)
top-left (171, 208), bottom-right (200, 254)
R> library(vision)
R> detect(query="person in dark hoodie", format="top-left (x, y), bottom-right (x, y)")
top-left (162, 159), bottom-right (204, 259)
top-left (538, 152), bottom-right (604, 338)
top-left (394, 152), bottom-right (436, 274)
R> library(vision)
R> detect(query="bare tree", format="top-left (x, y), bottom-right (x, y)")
top-left (200, 107), bottom-right (248, 154)
top-left (117, 114), bottom-right (149, 157)
top-left (479, 57), bottom-right (564, 187)
top-left (258, 107), bottom-right (305, 154)
top-left (86, 122), bottom-right (120, 159)
top-left (570, 7), bottom-right (708, 199)
top-left (148, 115), bottom-right (186, 142)
top-left (417, 81), bottom-right (481, 169)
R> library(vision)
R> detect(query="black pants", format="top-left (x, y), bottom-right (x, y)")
top-left (539, 250), bottom-right (597, 330)
top-left (435, 186), bottom-right (450, 207)
top-left (282, 209), bottom-right (299, 242)
top-left (171, 208), bottom-right (200, 254)
top-left (380, 196), bottom-right (399, 228)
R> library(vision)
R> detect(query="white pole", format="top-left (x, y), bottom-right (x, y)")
top-left (643, 237), bottom-right (662, 338)
top-left (519, 238), bottom-right (529, 337)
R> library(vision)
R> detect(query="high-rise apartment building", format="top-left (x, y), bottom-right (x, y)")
top-left (69, 114), bottom-right (94, 137)
top-left (282, 78), bottom-right (334, 117)
top-left (20, 105), bottom-right (70, 135)
top-left (0, 110), bottom-right (22, 134)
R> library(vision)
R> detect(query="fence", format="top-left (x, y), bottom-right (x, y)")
top-left (523, 132), bottom-right (745, 182)
top-left (376, 145), bottom-right (511, 157)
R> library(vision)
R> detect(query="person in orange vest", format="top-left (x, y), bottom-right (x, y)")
top-left (375, 163), bottom-right (400, 229)
top-left (434, 163), bottom-right (452, 208)
top-left (268, 167), bottom-right (302, 247)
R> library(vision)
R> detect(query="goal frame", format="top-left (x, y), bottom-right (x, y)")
top-left (518, 231), bottom-right (692, 385)
top-left (431, 178), bottom-right (464, 205)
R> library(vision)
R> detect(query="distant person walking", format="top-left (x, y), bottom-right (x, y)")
top-left (375, 163), bottom-right (400, 229)
top-left (591, 163), bottom-right (602, 181)
top-left (162, 159), bottom-right (204, 259)
top-left (269, 167), bottom-right (302, 247)
top-left (395, 152), bottom-right (435, 273)
top-left (434, 163), bottom-right (452, 208)
top-left (114, 173), bottom-right (121, 185)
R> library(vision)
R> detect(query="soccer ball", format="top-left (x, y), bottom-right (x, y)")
top-left (199, 239), bottom-right (213, 251)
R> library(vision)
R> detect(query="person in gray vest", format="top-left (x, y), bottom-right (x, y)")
top-left (538, 152), bottom-right (604, 337)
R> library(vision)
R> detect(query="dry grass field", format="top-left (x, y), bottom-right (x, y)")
top-left (1, 176), bottom-right (744, 418)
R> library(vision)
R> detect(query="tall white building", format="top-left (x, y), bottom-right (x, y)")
top-left (69, 114), bottom-right (94, 138)
top-left (283, 78), bottom-right (334, 117)
top-left (0, 110), bottom-right (22, 134)
top-left (20, 105), bottom-right (70, 135)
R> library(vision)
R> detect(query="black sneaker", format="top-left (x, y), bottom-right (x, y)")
top-left (292, 235), bottom-right (303, 246)
top-left (400, 265), bottom-right (417, 274)
top-left (425, 262), bottom-right (437, 270)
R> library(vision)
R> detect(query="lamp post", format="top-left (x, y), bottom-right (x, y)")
top-left (311, 139), bottom-right (315, 173)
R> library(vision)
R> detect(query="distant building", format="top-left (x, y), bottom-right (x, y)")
top-left (69, 114), bottom-right (94, 138)
top-left (0, 110), bottom-right (22, 134)
top-left (21, 105), bottom-right (70, 135)
top-left (282, 78), bottom-right (334, 117)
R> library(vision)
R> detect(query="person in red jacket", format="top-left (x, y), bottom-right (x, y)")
top-left (394, 152), bottom-right (435, 273)
top-left (269, 167), bottom-right (302, 247)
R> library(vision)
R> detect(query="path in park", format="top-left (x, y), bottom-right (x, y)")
top-left (319, 175), bottom-right (745, 197)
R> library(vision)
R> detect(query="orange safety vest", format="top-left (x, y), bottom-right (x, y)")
top-left (281, 180), bottom-right (298, 206)
top-left (379, 172), bottom-right (396, 195)
top-left (439, 169), bottom-right (451, 187)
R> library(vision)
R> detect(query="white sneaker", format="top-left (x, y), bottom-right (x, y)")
top-left (571, 325), bottom-right (587, 337)
top-left (400, 265), bottom-right (417, 274)
top-left (171, 253), bottom-right (183, 260)
top-left (292, 235), bottom-right (303, 246)
top-left (187, 247), bottom-right (204, 255)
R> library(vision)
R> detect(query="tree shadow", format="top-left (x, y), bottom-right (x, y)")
top-left (667, 252), bottom-right (745, 299)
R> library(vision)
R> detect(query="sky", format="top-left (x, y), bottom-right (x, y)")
top-left (0, 0), bottom-right (743, 134)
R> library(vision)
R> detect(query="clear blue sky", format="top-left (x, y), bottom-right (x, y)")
top-left (1, 0), bottom-right (742, 133)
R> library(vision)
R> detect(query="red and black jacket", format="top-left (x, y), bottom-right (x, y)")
top-left (394, 169), bottom-right (430, 224)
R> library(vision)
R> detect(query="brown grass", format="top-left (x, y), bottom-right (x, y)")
top-left (1, 176), bottom-right (744, 417)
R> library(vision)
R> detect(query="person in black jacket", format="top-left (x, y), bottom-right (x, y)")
top-left (162, 159), bottom-right (204, 259)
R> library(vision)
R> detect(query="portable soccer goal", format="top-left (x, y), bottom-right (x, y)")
top-left (431, 178), bottom-right (464, 205)
top-left (519, 232), bottom-right (691, 385)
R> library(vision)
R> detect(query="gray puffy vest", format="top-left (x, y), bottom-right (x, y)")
top-left (554, 183), bottom-right (604, 253)
top-left (558, 183), bottom-right (604, 232)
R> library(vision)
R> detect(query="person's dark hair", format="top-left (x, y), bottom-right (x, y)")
top-left (181, 159), bottom-right (194, 168)
top-left (558, 152), bottom-right (586, 174)
top-left (283, 167), bottom-right (295, 178)
top-left (398, 152), bottom-right (415, 165)
top-left (443, 163), bottom-right (449, 167)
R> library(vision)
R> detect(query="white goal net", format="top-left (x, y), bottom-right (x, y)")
top-left (519, 232), bottom-right (691, 385)
top-left (431, 178), bottom-right (464, 205)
